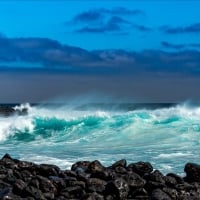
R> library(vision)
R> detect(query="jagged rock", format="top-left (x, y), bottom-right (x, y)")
top-left (151, 188), bottom-right (172, 200)
top-left (83, 192), bottom-right (104, 200)
top-left (88, 160), bottom-right (105, 174)
top-left (114, 166), bottom-right (127, 174)
top-left (61, 185), bottom-right (85, 199)
top-left (67, 180), bottom-right (86, 189)
top-left (129, 187), bottom-right (149, 199)
top-left (184, 163), bottom-right (200, 182)
top-left (63, 169), bottom-right (77, 177)
top-left (0, 187), bottom-right (10, 199)
top-left (163, 187), bottom-right (178, 199)
top-left (127, 161), bottom-right (153, 176)
top-left (86, 178), bottom-right (106, 193)
top-left (36, 175), bottom-right (57, 193)
top-left (111, 159), bottom-right (127, 168)
top-left (1, 154), bottom-right (200, 199)
top-left (105, 177), bottom-right (129, 200)
top-left (49, 176), bottom-right (66, 190)
top-left (38, 164), bottom-right (60, 177)
top-left (167, 173), bottom-right (184, 184)
top-left (13, 179), bottom-right (27, 195)
top-left (71, 161), bottom-right (91, 173)
top-left (90, 168), bottom-right (116, 181)
top-left (164, 175), bottom-right (177, 187)
top-left (124, 172), bottom-right (146, 189)
top-left (23, 186), bottom-right (45, 199)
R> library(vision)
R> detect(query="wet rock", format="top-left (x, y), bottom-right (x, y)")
top-left (83, 192), bottom-right (104, 200)
top-left (88, 160), bottom-right (105, 174)
top-left (38, 164), bottom-right (60, 177)
top-left (124, 172), bottom-right (146, 189)
top-left (90, 168), bottom-right (116, 181)
top-left (129, 187), bottom-right (149, 199)
top-left (61, 185), bottom-right (85, 199)
top-left (1, 154), bottom-right (200, 199)
top-left (185, 163), bottom-right (200, 182)
top-left (127, 161), bottom-right (153, 176)
top-left (146, 170), bottom-right (165, 182)
top-left (24, 186), bottom-right (45, 199)
top-left (29, 178), bottom-right (40, 189)
top-left (111, 159), bottom-right (127, 168)
top-left (71, 161), bottom-right (91, 173)
top-left (105, 177), bottom-right (129, 200)
top-left (37, 175), bottom-right (57, 194)
top-left (67, 180), bottom-right (86, 189)
top-left (164, 175), bottom-right (177, 187)
top-left (167, 173), bottom-right (184, 184)
top-left (163, 187), bottom-right (178, 199)
top-left (86, 178), bottom-right (106, 193)
top-left (13, 179), bottom-right (27, 195)
top-left (151, 188), bottom-right (172, 200)
top-left (43, 192), bottom-right (55, 199)
top-left (0, 187), bottom-right (10, 199)
top-left (62, 169), bottom-right (77, 178)
top-left (49, 176), bottom-right (66, 190)
top-left (64, 175), bottom-right (77, 185)
top-left (115, 166), bottom-right (127, 174)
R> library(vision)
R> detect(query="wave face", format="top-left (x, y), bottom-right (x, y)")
top-left (0, 102), bottom-right (200, 174)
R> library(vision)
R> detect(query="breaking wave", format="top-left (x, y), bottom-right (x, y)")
top-left (0, 102), bottom-right (200, 174)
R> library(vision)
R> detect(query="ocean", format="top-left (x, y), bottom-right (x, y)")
top-left (0, 102), bottom-right (199, 175)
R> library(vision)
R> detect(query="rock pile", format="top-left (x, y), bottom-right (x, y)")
top-left (0, 154), bottom-right (200, 199)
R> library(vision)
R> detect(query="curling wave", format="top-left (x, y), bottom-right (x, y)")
top-left (0, 102), bottom-right (200, 174)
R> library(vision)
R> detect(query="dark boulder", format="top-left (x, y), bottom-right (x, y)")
top-left (151, 188), bottom-right (172, 200)
top-left (61, 185), bottom-right (85, 199)
top-left (13, 179), bottom-right (27, 195)
top-left (164, 175), bottom-right (177, 187)
top-left (83, 192), bottom-right (104, 200)
top-left (184, 163), bottom-right (200, 182)
top-left (71, 161), bottom-right (91, 173)
top-left (111, 159), bottom-right (127, 168)
top-left (124, 172), bottom-right (146, 189)
top-left (163, 187), bottom-right (178, 199)
top-left (36, 175), bottom-right (57, 193)
top-left (90, 168), bottom-right (116, 181)
top-left (145, 170), bottom-right (165, 192)
top-left (88, 160), bottom-right (105, 174)
top-left (167, 173), bottom-right (184, 184)
top-left (86, 178), bottom-right (106, 193)
top-left (105, 177), bottom-right (129, 200)
top-left (129, 187), bottom-right (149, 199)
top-left (23, 186), bottom-right (45, 199)
top-left (127, 161), bottom-right (153, 176)
top-left (38, 164), bottom-right (60, 177)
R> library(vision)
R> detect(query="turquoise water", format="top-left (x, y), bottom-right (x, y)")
top-left (0, 103), bottom-right (200, 175)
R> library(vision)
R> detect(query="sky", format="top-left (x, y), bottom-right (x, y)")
top-left (0, 0), bottom-right (200, 103)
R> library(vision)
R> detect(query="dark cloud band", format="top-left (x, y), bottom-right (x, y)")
top-left (0, 36), bottom-right (200, 76)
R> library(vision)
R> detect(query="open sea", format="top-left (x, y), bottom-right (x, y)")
top-left (0, 102), bottom-right (200, 175)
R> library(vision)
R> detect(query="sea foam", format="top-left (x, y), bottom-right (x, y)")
top-left (0, 102), bottom-right (200, 174)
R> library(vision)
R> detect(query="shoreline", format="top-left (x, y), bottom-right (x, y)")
top-left (0, 154), bottom-right (200, 199)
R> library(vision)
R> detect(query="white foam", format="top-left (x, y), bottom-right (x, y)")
top-left (13, 102), bottom-right (32, 112)
top-left (0, 115), bottom-right (34, 141)
top-left (155, 152), bottom-right (192, 159)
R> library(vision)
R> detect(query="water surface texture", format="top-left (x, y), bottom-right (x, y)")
top-left (0, 102), bottom-right (199, 175)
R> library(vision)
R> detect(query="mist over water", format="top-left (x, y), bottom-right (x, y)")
top-left (0, 100), bottom-right (200, 175)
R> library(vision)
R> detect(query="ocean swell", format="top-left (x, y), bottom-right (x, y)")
top-left (0, 103), bottom-right (200, 174)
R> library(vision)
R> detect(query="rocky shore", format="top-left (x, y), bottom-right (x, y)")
top-left (0, 154), bottom-right (200, 199)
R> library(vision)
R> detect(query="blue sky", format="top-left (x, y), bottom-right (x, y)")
top-left (0, 1), bottom-right (200, 102)
top-left (1, 1), bottom-right (200, 50)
